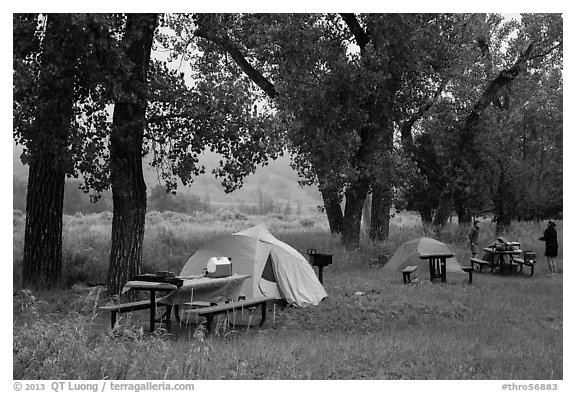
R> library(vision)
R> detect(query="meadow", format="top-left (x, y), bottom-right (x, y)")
top-left (12, 210), bottom-right (563, 380)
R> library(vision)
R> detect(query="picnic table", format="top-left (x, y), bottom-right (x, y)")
top-left (483, 247), bottom-right (522, 275)
top-left (419, 252), bottom-right (454, 283)
top-left (102, 274), bottom-right (250, 332)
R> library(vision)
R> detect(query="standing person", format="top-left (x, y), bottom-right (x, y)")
top-left (539, 221), bottom-right (558, 276)
top-left (469, 220), bottom-right (480, 258)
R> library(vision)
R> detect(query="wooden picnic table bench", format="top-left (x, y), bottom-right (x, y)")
top-left (99, 299), bottom-right (170, 329)
top-left (471, 257), bottom-right (495, 273)
top-left (512, 257), bottom-right (536, 277)
top-left (402, 265), bottom-right (418, 284)
top-left (461, 266), bottom-right (474, 284)
top-left (182, 296), bottom-right (274, 334)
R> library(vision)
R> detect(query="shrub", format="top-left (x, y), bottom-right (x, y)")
top-left (298, 217), bottom-right (315, 228)
top-left (215, 209), bottom-right (247, 221)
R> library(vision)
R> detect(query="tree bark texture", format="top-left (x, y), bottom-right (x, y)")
top-left (368, 114), bottom-right (395, 242)
top-left (456, 193), bottom-right (473, 225)
top-left (23, 158), bottom-right (66, 289)
top-left (21, 14), bottom-right (78, 289)
top-left (362, 193), bottom-right (372, 234)
top-left (370, 182), bottom-right (393, 241)
top-left (457, 207), bottom-right (473, 225)
top-left (494, 162), bottom-right (513, 235)
top-left (107, 14), bottom-right (157, 296)
top-left (319, 184), bottom-right (344, 234)
top-left (432, 189), bottom-right (453, 227)
top-left (419, 208), bottom-right (433, 226)
top-left (341, 177), bottom-right (370, 249)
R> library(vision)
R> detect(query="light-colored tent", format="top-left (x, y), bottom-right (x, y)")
top-left (383, 237), bottom-right (464, 273)
top-left (180, 223), bottom-right (327, 307)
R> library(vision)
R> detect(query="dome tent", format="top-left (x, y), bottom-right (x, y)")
top-left (180, 223), bottom-right (327, 307)
top-left (383, 237), bottom-right (465, 274)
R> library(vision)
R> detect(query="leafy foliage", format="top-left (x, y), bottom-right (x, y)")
top-left (13, 14), bottom-right (124, 186)
top-left (151, 15), bottom-right (284, 194)
top-left (396, 13), bottom-right (562, 224)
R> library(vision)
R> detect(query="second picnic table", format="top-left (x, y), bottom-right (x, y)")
top-left (483, 247), bottom-right (522, 274)
top-left (419, 252), bottom-right (455, 283)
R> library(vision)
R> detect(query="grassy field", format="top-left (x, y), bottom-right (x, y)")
top-left (12, 211), bottom-right (563, 380)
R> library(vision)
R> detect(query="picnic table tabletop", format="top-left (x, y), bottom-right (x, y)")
top-left (483, 248), bottom-right (522, 254)
top-left (419, 252), bottom-right (455, 258)
top-left (157, 274), bottom-right (251, 306)
top-left (121, 281), bottom-right (178, 293)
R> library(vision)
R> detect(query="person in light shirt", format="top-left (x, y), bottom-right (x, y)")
top-left (468, 220), bottom-right (480, 258)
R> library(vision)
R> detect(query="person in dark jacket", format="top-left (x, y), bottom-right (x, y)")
top-left (539, 221), bottom-right (558, 276)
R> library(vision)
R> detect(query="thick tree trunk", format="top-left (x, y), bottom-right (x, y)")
top-left (107, 14), bottom-right (157, 296)
top-left (456, 194), bottom-right (472, 225)
top-left (494, 163), bottom-right (512, 235)
top-left (419, 208), bottom-right (433, 226)
top-left (362, 193), bottom-right (372, 234)
top-left (23, 158), bottom-right (66, 289)
top-left (369, 125), bottom-right (394, 241)
top-left (341, 178), bottom-right (370, 249)
top-left (319, 184), bottom-right (344, 234)
top-left (370, 182), bottom-right (392, 241)
top-left (457, 208), bottom-right (472, 225)
top-left (432, 189), bottom-right (453, 227)
top-left (21, 14), bottom-right (77, 289)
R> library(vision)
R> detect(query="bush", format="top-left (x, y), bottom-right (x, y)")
top-left (298, 217), bottom-right (315, 228)
top-left (215, 209), bottom-right (247, 221)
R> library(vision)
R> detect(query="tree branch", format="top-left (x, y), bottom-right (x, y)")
top-left (464, 41), bottom-right (535, 131)
top-left (339, 13), bottom-right (370, 51)
top-left (400, 79), bottom-right (447, 147)
top-left (530, 40), bottom-right (562, 60)
top-left (194, 28), bottom-right (278, 99)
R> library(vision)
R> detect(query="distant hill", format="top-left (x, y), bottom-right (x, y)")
top-left (13, 144), bottom-right (323, 214)
top-left (151, 152), bottom-right (322, 211)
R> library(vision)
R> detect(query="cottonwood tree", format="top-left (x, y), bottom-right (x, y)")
top-left (105, 14), bottom-right (281, 294)
top-left (512, 68), bottom-right (562, 220)
top-left (189, 13), bottom-right (475, 246)
top-left (13, 14), bottom-right (117, 289)
top-left (188, 13), bottom-right (360, 239)
top-left (426, 13), bottom-right (562, 230)
top-left (14, 13), bottom-right (284, 293)
top-left (106, 13), bottom-right (158, 296)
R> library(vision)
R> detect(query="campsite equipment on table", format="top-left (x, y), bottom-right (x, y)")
top-left (206, 257), bottom-right (232, 278)
top-left (383, 237), bottom-right (465, 279)
top-left (131, 273), bottom-right (184, 288)
top-left (494, 237), bottom-right (521, 251)
top-left (306, 249), bottom-right (332, 284)
top-left (180, 223), bottom-right (327, 307)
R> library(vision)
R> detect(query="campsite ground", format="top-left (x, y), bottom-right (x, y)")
top-left (13, 211), bottom-right (563, 380)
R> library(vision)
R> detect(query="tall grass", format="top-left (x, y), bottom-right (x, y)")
top-left (13, 211), bottom-right (562, 379)
top-left (12, 209), bottom-right (563, 284)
